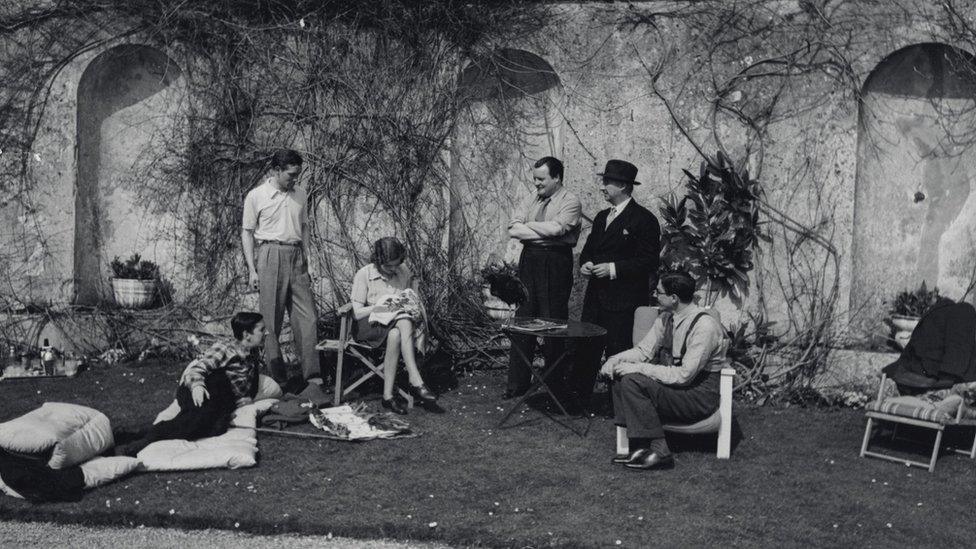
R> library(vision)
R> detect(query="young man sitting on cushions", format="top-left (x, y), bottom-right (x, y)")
top-left (117, 312), bottom-right (275, 457)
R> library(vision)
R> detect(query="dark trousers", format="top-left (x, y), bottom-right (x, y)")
top-left (612, 371), bottom-right (720, 439)
top-left (123, 371), bottom-right (238, 455)
top-left (571, 300), bottom-right (638, 402)
top-left (506, 246), bottom-right (574, 394)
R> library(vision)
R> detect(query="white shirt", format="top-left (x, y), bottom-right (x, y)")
top-left (605, 197), bottom-right (632, 229)
top-left (242, 178), bottom-right (308, 243)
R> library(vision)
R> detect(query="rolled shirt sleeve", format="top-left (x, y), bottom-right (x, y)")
top-left (351, 266), bottom-right (369, 305)
top-left (242, 191), bottom-right (258, 230)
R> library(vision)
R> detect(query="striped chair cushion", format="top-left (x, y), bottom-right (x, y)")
top-left (866, 396), bottom-right (955, 423)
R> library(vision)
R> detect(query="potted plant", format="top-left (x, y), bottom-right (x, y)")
top-left (887, 282), bottom-right (940, 348)
top-left (480, 262), bottom-right (527, 320)
top-left (109, 254), bottom-right (159, 309)
top-left (659, 150), bottom-right (767, 307)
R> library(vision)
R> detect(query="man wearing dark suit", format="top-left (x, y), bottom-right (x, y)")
top-left (570, 159), bottom-right (661, 409)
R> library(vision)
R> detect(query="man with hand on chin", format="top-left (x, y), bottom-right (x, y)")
top-left (569, 159), bottom-right (660, 411)
top-left (504, 156), bottom-right (582, 400)
top-left (601, 272), bottom-right (730, 471)
top-left (242, 149), bottom-right (319, 384)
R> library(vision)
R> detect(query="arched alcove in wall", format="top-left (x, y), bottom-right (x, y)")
top-left (451, 48), bottom-right (565, 267)
top-left (851, 43), bottom-right (976, 316)
top-left (74, 44), bottom-right (184, 304)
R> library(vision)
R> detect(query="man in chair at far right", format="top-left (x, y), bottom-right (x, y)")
top-left (600, 271), bottom-right (730, 471)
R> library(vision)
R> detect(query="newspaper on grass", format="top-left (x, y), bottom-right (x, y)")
top-left (309, 405), bottom-right (415, 441)
top-left (368, 288), bottom-right (423, 326)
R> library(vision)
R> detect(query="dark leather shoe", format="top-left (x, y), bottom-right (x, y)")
top-left (409, 383), bottom-right (437, 402)
top-left (382, 396), bottom-right (408, 415)
top-left (419, 399), bottom-right (447, 414)
top-left (612, 448), bottom-right (649, 465)
top-left (625, 451), bottom-right (675, 470)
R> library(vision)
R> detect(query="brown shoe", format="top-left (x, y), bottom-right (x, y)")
top-left (625, 451), bottom-right (675, 470)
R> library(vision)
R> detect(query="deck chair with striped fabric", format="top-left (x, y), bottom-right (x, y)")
top-left (859, 374), bottom-right (976, 472)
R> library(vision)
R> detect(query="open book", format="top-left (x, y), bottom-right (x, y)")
top-left (369, 289), bottom-right (422, 326)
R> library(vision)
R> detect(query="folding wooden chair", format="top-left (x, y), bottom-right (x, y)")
top-left (615, 306), bottom-right (735, 459)
top-left (860, 373), bottom-right (976, 472)
top-left (315, 303), bottom-right (413, 408)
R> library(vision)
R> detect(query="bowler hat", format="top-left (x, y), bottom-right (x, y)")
top-left (597, 159), bottom-right (641, 185)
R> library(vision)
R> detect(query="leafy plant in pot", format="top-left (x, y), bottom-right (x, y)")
top-left (659, 151), bottom-right (767, 307)
top-left (480, 262), bottom-right (527, 320)
top-left (109, 254), bottom-right (159, 309)
top-left (887, 282), bottom-right (940, 348)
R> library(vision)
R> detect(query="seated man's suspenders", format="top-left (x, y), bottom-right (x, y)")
top-left (654, 312), bottom-right (709, 367)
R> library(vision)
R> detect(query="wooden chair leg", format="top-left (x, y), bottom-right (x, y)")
top-left (928, 428), bottom-right (944, 473)
top-left (616, 426), bottom-right (628, 455)
top-left (333, 349), bottom-right (345, 406)
top-left (717, 368), bottom-right (734, 459)
top-left (859, 417), bottom-right (874, 458)
top-left (969, 427), bottom-right (976, 459)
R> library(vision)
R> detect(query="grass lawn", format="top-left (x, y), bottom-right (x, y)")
top-left (2, 359), bottom-right (975, 548)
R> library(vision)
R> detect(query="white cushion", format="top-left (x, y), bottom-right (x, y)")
top-left (0, 402), bottom-right (113, 469)
top-left (80, 456), bottom-right (141, 488)
top-left (138, 399), bottom-right (276, 471)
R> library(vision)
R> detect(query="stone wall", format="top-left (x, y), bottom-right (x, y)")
top-left (3, 0), bottom-right (976, 346)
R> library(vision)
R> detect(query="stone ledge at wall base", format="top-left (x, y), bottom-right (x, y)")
top-left (110, 278), bottom-right (157, 309)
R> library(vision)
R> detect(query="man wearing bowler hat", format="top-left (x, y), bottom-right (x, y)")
top-left (569, 159), bottom-right (660, 410)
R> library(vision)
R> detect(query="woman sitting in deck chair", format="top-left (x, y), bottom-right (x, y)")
top-left (350, 237), bottom-right (444, 415)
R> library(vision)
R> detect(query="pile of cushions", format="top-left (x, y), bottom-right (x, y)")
top-left (0, 403), bottom-right (139, 502)
top-left (136, 374), bottom-right (281, 471)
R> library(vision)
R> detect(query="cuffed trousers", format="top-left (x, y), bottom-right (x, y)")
top-left (257, 242), bottom-right (319, 381)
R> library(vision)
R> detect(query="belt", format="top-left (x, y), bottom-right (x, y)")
top-left (522, 241), bottom-right (573, 251)
top-left (258, 239), bottom-right (302, 247)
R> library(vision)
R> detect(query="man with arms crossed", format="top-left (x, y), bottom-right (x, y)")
top-left (504, 156), bottom-right (582, 399)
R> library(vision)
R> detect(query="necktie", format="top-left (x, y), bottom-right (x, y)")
top-left (535, 198), bottom-right (550, 222)
top-left (606, 207), bottom-right (618, 228)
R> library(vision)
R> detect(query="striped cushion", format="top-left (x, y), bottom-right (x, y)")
top-left (866, 396), bottom-right (954, 423)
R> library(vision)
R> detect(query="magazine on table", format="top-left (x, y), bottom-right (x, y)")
top-left (507, 318), bottom-right (567, 332)
top-left (369, 289), bottom-right (422, 326)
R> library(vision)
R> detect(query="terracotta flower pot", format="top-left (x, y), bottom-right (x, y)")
top-left (889, 315), bottom-right (920, 332)
top-left (888, 314), bottom-right (920, 350)
top-left (110, 278), bottom-right (157, 309)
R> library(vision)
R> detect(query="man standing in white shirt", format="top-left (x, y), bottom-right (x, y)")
top-left (241, 149), bottom-right (319, 383)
